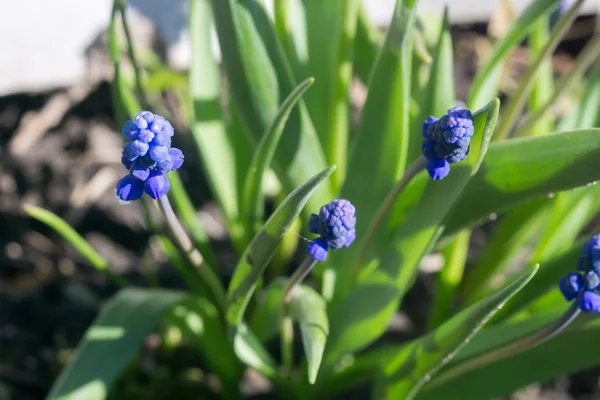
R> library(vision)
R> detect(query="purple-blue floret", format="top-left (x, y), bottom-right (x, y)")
top-left (116, 111), bottom-right (183, 203)
top-left (422, 107), bottom-right (474, 180)
top-left (559, 234), bottom-right (600, 312)
top-left (307, 199), bottom-right (356, 261)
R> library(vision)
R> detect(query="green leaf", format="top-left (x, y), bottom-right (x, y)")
top-left (428, 229), bottom-right (470, 329)
top-left (492, 238), bottom-right (584, 321)
top-left (327, 0), bottom-right (419, 301)
top-left (327, 0), bottom-right (360, 190)
top-left (461, 199), bottom-right (549, 304)
top-left (273, 0), bottom-right (310, 82)
top-left (374, 266), bottom-right (537, 400)
top-left (242, 77), bottom-right (315, 236)
top-left (190, 0), bottom-right (241, 243)
top-left (525, 17), bottom-right (555, 136)
top-left (211, 0), bottom-right (332, 215)
top-left (47, 289), bottom-right (186, 399)
top-left (233, 322), bottom-right (279, 379)
top-left (249, 278), bottom-right (285, 342)
top-left (168, 298), bottom-right (243, 389)
top-left (324, 99), bottom-right (500, 367)
top-left (494, 0), bottom-right (585, 140)
top-left (227, 166), bottom-right (335, 327)
top-left (354, 1), bottom-right (383, 84)
top-left (445, 128), bottom-right (600, 236)
top-left (422, 7), bottom-right (454, 117)
top-left (25, 206), bottom-right (126, 287)
top-left (325, 346), bottom-right (396, 396)
top-left (274, 0), bottom-right (337, 151)
top-left (230, 101), bottom-right (256, 243)
top-left (558, 59), bottom-right (600, 131)
top-left (270, 212), bottom-right (302, 278)
top-left (531, 185), bottom-right (600, 263)
top-left (449, 309), bottom-right (563, 367)
top-left (288, 285), bottom-right (329, 384)
top-left (408, 7), bottom-right (454, 173)
top-left (467, 0), bottom-right (560, 109)
top-left (275, 0), bottom-right (359, 191)
top-left (418, 318), bottom-right (600, 400)
top-left (518, 34), bottom-right (600, 136)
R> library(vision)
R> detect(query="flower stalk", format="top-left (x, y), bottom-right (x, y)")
top-left (158, 195), bottom-right (226, 311)
top-left (280, 199), bottom-right (356, 376)
top-left (353, 155), bottom-right (426, 280)
top-left (430, 302), bottom-right (581, 387)
top-left (280, 256), bottom-right (319, 374)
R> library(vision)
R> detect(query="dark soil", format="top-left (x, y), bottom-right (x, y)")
top-left (1, 17), bottom-right (600, 400)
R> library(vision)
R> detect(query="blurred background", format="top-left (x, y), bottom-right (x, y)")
top-left (1, 1), bottom-right (599, 399)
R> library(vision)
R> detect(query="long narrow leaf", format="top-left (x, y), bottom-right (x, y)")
top-left (227, 165), bottom-right (335, 327)
top-left (25, 206), bottom-right (126, 287)
top-left (462, 199), bottom-right (549, 304)
top-left (493, 238), bottom-right (584, 321)
top-left (242, 77), bottom-right (315, 236)
top-left (249, 279), bottom-right (285, 342)
top-left (327, 0), bottom-right (419, 302)
top-left (211, 0), bottom-right (332, 215)
top-left (190, 0), bottom-right (241, 245)
top-left (374, 266), bottom-right (537, 400)
top-left (47, 289), bottom-right (186, 399)
top-left (531, 185), bottom-right (600, 263)
top-left (428, 229), bottom-right (470, 329)
top-left (354, 2), bottom-right (383, 84)
top-left (526, 18), bottom-right (555, 136)
top-left (419, 319), bottom-right (600, 400)
top-left (407, 7), bottom-right (454, 167)
top-left (324, 99), bottom-right (499, 367)
top-left (558, 59), bottom-right (600, 131)
top-left (468, 0), bottom-right (561, 109)
top-left (168, 298), bottom-right (243, 391)
top-left (445, 128), bottom-right (600, 236)
top-left (327, 0), bottom-right (360, 190)
top-left (288, 284), bottom-right (329, 384)
top-left (517, 34), bottom-right (600, 137)
top-left (233, 323), bottom-right (279, 379)
top-left (274, 0), bottom-right (338, 151)
top-left (494, 0), bottom-right (585, 140)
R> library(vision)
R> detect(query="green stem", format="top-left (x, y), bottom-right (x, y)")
top-left (157, 195), bottom-right (226, 312)
top-left (430, 302), bottom-right (580, 387)
top-left (280, 257), bottom-right (318, 375)
top-left (168, 173), bottom-right (216, 267)
top-left (118, 4), bottom-right (148, 108)
top-left (352, 155), bottom-right (426, 282)
top-left (281, 315), bottom-right (294, 376)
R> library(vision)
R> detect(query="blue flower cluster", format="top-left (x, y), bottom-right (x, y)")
top-left (115, 111), bottom-right (184, 203)
top-left (559, 235), bottom-right (600, 312)
top-left (422, 107), bottom-right (474, 180)
top-left (307, 199), bottom-right (356, 261)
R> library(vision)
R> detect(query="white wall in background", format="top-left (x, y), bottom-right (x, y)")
top-left (0, 0), bottom-right (595, 96)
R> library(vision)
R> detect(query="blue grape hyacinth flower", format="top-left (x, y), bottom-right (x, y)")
top-left (116, 111), bottom-right (184, 203)
top-left (422, 107), bottom-right (474, 180)
top-left (559, 234), bottom-right (600, 312)
top-left (307, 199), bottom-right (356, 261)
